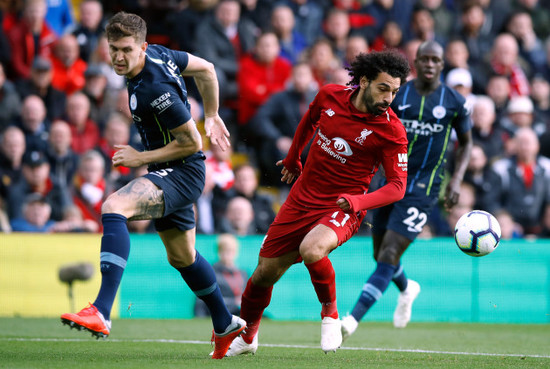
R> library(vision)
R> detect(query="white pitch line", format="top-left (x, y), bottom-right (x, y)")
top-left (2, 337), bottom-right (550, 359)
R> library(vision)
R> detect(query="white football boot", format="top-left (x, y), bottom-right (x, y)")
top-left (225, 333), bottom-right (258, 356)
top-left (340, 315), bottom-right (359, 342)
top-left (320, 317), bottom-right (342, 353)
top-left (393, 279), bottom-right (421, 328)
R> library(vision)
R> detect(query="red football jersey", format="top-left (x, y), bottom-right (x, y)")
top-left (283, 84), bottom-right (408, 211)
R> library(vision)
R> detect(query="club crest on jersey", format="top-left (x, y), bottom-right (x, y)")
top-left (432, 105), bottom-right (446, 119)
top-left (325, 108), bottom-right (335, 117)
top-left (130, 94), bottom-right (137, 110)
top-left (355, 128), bottom-right (373, 145)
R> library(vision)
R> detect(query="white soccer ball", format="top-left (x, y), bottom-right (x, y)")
top-left (454, 210), bottom-right (501, 257)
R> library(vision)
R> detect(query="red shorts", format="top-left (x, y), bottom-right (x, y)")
top-left (259, 200), bottom-right (366, 260)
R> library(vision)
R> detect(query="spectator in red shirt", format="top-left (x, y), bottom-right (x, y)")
top-left (65, 91), bottom-right (99, 155)
top-left (6, 0), bottom-right (56, 80)
top-left (51, 34), bottom-right (87, 95)
top-left (95, 112), bottom-right (132, 189)
top-left (237, 31), bottom-right (292, 126)
top-left (484, 33), bottom-right (531, 98)
top-left (206, 142), bottom-right (235, 192)
top-left (369, 20), bottom-right (403, 52)
top-left (72, 149), bottom-right (111, 232)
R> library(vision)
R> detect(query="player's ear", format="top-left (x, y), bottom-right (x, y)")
top-left (360, 76), bottom-right (369, 89)
top-left (141, 42), bottom-right (148, 53)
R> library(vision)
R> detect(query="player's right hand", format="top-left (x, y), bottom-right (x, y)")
top-left (277, 160), bottom-right (300, 184)
top-left (204, 115), bottom-right (231, 151)
top-left (113, 145), bottom-right (143, 168)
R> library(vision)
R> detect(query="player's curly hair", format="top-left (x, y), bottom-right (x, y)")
top-left (105, 12), bottom-right (147, 43)
top-left (347, 50), bottom-right (410, 87)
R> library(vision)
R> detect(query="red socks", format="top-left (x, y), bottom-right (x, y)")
top-left (305, 257), bottom-right (338, 319)
top-left (240, 256), bottom-right (338, 344)
top-left (240, 279), bottom-right (273, 344)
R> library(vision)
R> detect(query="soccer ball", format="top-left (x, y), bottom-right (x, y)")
top-left (454, 210), bottom-right (501, 257)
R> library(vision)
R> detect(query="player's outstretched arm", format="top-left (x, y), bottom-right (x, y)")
top-left (183, 54), bottom-right (231, 151)
top-left (337, 149), bottom-right (408, 212)
top-left (445, 130), bottom-right (473, 210)
top-left (338, 175), bottom-right (406, 213)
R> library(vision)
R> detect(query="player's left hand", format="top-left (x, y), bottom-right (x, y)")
top-left (113, 145), bottom-right (143, 168)
top-left (336, 198), bottom-right (351, 211)
top-left (444, 178), bottom-right (461, 210)
top-left (205, 115), bottom-right (231, 151)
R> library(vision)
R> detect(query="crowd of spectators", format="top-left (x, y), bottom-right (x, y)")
top-left (1, 0), bottom-right (550, 239)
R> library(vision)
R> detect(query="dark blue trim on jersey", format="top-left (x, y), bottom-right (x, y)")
top-left (400, 84), bottom-right (411, 114)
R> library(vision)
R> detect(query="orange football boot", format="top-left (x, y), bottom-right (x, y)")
top-left (210, 315), bottom-right (246, 359)
top-left (61, 303), bottom-right (111, 339)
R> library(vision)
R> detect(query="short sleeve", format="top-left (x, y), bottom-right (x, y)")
top-left (167, 48), bottom-right (189, 72)
top-left (453, 96), bottom-right (472, 135)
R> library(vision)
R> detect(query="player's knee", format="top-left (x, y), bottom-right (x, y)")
top-left (166, 253), bottom-right (194, 269)
top-left (299, 243), bottom-right (325, 263)
top-left (101, 195), bottom-right (122, 215)
top-left (377, 247), bottom-right (400, 265)
top-left (166, 254), bottom-right (180, 268)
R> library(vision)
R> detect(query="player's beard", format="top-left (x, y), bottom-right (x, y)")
top-left (363, 83), bottom-right (390, 116)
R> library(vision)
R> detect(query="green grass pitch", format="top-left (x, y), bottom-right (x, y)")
top-left (1, 317), bottom-right (549, 368)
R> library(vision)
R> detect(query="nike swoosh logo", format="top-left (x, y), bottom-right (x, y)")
top-left (398, 104), bottom-right (411, 111)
